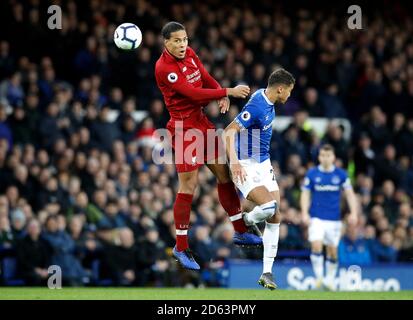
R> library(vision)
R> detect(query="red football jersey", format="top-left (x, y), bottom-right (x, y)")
top-left (155, 46), bottom-right (227, 120)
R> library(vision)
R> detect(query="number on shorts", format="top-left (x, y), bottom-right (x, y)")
top-left (270, 168), bottom-right (276, 181)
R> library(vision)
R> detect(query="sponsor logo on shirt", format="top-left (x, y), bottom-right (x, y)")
top-left (263, 122), bottom-right (272, 131)
top-left (314, 184), bottom-right (340, 192)
top-left (186, 69), bottom-right (201, 83)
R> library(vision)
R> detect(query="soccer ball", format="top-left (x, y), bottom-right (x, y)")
top-left (114, 23), bottom-right (142, 50)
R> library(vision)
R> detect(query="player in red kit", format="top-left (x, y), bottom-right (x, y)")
top-left (155, 22), bottom-right (262, 270)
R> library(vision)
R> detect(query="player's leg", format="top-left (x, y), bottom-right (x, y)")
top-left (206, 161), bottom-right (248, 233)
top-left (172, 168), bottom-right (200, 270)
top-left (323, 221), bottom-right (342, 290)
top-left (256, 189), bottom-right (281, 290)
top-left (308, 218), bottom-right (325, 289)
top-left (242, 186), bottom-right (278, 225)
top-left (243, 159), bottom-right (279, 226)
top-left (324, 245), bottom-right (339, 290)
top-left (206, 161), bottom-right (262, 246)
top-left (203, 117), bottom-right (260, 244)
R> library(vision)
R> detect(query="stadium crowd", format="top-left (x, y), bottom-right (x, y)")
top-left (0, 0), bottom-right (413, 286)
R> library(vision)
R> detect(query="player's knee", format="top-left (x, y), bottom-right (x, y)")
top-left (178, 175), bottom-right (198, 194)
top-left (258, 200), bottom-right (278, 221)
top-left (311, 243), bottom-right (323, 254)
top-left (327, 247), bottom-right (338, 260)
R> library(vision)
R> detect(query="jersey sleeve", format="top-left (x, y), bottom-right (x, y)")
top-left (234, 103), bottom-right (262, 130)
top-left (301, 172), bottom-right (313, 191)
top-left (155, 63), bottom-right (227, 101)
top-left (341, 170), bottom-right (352, 190)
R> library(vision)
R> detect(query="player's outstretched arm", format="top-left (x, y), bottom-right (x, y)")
top-left (156, 67), bottom-right (250, 102)
top-left (223, 121), bottom-right (247, 184)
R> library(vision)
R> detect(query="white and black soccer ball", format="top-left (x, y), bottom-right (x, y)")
top-left (114, 23), bottom-right (142, 50)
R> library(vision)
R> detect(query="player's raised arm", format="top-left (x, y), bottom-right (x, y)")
top-left (224, 120), bottom-right (247, 184)
top-left (156, 66), bottom-right (250, 102)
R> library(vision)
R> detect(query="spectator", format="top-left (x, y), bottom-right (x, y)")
top-left (42, 215), bottom-right (87, 286)
top-left (0, 103), bottom-right (12, 151)
top-left (102, 228), bottom-right (137, 286)
top-left (136, 228), bottom-right (170, 286)
top-left (370, 230), bottom-right (398, 263)
top-left (15, 219), bottom-right (50, 286)
top-left (90, 105), bottom-right (121, 153)
top-left (338, 224), bottom-right (373, 266)
top-left (10, 208), bottom-right (26, 240)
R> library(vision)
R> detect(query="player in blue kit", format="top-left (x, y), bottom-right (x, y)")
top-left (224, 69), bottom-right (295, 290)
top-left (300, 144), bottom-right (358, 291)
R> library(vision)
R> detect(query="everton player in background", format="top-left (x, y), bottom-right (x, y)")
top-left (155, 22), bottom-right (262, 270)
top-left (301, 144), bottom-right (358, 290)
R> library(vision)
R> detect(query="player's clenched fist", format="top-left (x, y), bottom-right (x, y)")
top-left (227, 85), bottom-right (250, 99)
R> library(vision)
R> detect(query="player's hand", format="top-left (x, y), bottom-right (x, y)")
top-left (227, 85), bottom-right (250, 99)
top-left (230, 163), bottom-right (247, 184)
top-left (217, 97), bottom-right (230, 114)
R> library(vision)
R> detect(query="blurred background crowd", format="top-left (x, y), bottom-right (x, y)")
top-left (0, 0), bottom-right (413, 287)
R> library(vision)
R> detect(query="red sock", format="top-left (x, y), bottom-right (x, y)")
top-left (173, 192), bottom-right (193, 251)
top-left (217, 182), bottom-right (247, 233)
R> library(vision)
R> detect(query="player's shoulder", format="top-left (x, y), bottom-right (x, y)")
top-left (155, 53), bottom-right (180, 82)
top-left (244, 89), bottom-right (266, 110)
top-left (334, 167), bottom-right (349, 177)
top-left (306, 167), bottom-right (318, 177)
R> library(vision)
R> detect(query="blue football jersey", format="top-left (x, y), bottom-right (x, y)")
top-left (302, 165), bottom-right (352, 221)
top-left (234, 89), bottom-right (275, 162)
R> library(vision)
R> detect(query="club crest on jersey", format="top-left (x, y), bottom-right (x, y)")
top-left (191, 58), bottom-right (197, 68)
top-left (315, 177), bottom-right (321, 183)
top-left (167, 72), bottom-right (178, 83)
top-left (332, 176), bottom-right (341, 184)
top-left (241, 111), bottom-right (251, 121)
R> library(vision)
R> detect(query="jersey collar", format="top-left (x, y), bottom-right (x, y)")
top-left (261, 89), bottom-right (274, 106)
top-left (318, 164), bottom-right (336, 172)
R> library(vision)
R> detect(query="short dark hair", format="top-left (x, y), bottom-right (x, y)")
top-left (268, 68), bottom-right (295, 87)
top-left (320, 144), bottom-right (335, 153)
top-left (161, 22), bottom-right (185, 39)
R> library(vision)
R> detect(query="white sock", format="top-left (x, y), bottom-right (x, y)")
top-left (244, 201), bottom-right (277, 225)
top-left (262, 222), bottom-right (280, 274)
top-left (325, 258), bottom-right (338, 284)
top-left (310, 253), bottom-right (324, 281)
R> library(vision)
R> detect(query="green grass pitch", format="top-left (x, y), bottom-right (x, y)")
top-left (0, 288), bottom-right (412, 300)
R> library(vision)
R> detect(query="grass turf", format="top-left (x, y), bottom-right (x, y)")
top-left (0, 288), bottom-right (412, 300)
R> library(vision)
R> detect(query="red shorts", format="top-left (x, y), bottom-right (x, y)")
top-left (166, 111), bottom-right (224, 173)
